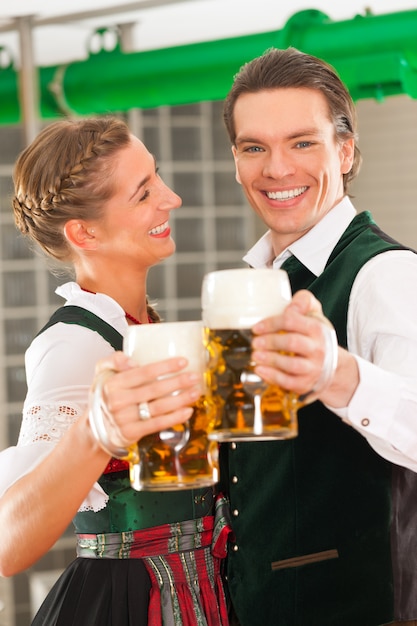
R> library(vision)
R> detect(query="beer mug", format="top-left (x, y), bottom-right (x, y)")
top-left (122, 320), bottom-right (219, 490)
top-left (202, 268), bottom-right (299, 442)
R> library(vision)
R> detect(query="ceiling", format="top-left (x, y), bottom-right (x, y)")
top-left (1, 0), bottom-right (417, 68)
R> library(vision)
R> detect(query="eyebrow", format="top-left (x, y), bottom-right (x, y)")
top-left (235, 128), bottom-right (320, 146)
top-left (128, 154), bottom-right (157, 201)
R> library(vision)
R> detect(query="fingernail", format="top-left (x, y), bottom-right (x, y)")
top-left (252, 321), bottom-right (265, 333)
top-left (189, 388), bottom-right (201, 401)
top-left (252, 337), bottom-right (266, 349)
top-left (253, 365), bottom-right (268, 378)
top-left (252, 350), bottom-right (266, 363)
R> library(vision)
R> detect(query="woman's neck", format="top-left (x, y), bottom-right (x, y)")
top-left (76, 269), bottom-right (150, 325)
top-left (79, 285), bottom-right (151, 325)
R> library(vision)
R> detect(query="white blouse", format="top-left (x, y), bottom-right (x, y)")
top-left (0, 282), bottom-right (130, 510)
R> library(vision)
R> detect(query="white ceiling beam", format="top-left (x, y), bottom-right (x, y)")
top-left (0, 0), bottom-right (196, 32)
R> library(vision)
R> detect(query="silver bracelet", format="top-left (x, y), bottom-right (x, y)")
top-left (88, 370), bottom-right (130, 459)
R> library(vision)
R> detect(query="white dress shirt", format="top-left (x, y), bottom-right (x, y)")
top-left (243, 197), bottom-right (417, 471)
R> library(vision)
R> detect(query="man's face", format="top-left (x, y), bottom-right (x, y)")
top-left (232, 87), bottom-right (354, 255)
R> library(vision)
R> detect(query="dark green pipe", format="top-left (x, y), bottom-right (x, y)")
top-left (1, 8), bottom-right (417, 125)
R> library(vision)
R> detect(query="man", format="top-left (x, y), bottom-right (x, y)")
top-left (219, 47), bottom-right (417, 626)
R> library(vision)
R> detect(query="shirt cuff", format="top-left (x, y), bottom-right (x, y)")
top-left (327, 356), bottom-right (417, 464)
top-left (337, 356), bottom-right (400, 436)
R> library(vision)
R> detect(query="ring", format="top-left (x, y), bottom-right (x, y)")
top-left (138, 401), bottom-right (151, 421)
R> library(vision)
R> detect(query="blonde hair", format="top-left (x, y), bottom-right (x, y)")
top-left (13, 116), bottom-right (131, 262)
top-left (13, 116), bottom-right (161, 322)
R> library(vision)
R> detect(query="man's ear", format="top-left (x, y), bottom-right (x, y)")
top-left (341, 138), bottom-right (355, 174)
top-left (63, 220), bottom-right (98, 250)
top-left (231, 146), bottom-right (242, 184)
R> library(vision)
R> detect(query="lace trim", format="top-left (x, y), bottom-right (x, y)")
top-left (79, 483), bottom-right (109, 513)
top-left (18, 403), bottom-right (82, 446)
top-left (15, 403), bottom-right (110, 513)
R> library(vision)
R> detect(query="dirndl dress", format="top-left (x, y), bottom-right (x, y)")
top-left (31, 467), bottom-right (231, 626)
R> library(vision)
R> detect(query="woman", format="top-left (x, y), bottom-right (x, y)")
top-left (0, 117), bottom-right (229, 625)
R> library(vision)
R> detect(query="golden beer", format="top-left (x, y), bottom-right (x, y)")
top-left (205, 327), bottom-right (298, 441)
top-left (124, 321), bottom-right (220, 490)
top-left (129, 393), bottom-right (219, 490)
top-left (202, 268), bottom-right (299, 442)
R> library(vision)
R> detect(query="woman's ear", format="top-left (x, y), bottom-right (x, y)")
top-left (64, 220), bottom-right (97, 250)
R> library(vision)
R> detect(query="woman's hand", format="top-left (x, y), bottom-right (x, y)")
top-left (90, 352), bottom-right (201, 451)
top-left (250, 290), bottom-right (344, 404)
top-left (0, 351), bottom-right (203, 577)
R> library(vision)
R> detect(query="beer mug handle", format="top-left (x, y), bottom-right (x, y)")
top-left (298, 313), bottom-right (338, 405)
top-left (88, 370), bottom-right (131, 459)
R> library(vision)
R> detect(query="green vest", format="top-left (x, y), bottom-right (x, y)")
top-left (221, 212), bottom-right (417, 626)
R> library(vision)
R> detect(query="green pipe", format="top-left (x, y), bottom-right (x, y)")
top-left (1, 8), bottom-right (417, 125)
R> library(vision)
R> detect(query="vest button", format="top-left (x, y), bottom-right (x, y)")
top-left (232, 509), bottom-right (239, 517)
top-left (230, 442), bottom-right (237, 450)
top-left (232, 475), bottom-right (238, 484)
top-left (232, 544), bottom-right (239, 551)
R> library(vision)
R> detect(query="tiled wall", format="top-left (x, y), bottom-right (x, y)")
top-left (352, 95), bottom-right (417, 249)
top-left (0, 101), bottom-right (257, 625)
top-left (0, 93), bottom-right (416, 624)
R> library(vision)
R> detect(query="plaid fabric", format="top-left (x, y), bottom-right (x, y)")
top-left (76, 494), bottom-right (231, 626)
top-left (103, 458), bottom-right (129, 474)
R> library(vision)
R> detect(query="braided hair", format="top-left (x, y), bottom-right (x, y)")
top-left (12, 116), bottom-right (161, 322)
top-left (13, 116), bottom-right (131, 261)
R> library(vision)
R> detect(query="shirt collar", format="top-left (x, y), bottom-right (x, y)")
top-left (55, 281), bottom-right (128, 334)
top-left (243, 197), bottom-right (357, 276)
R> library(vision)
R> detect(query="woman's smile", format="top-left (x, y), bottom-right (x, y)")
top-left (148, 220), bottom-right (171, 237)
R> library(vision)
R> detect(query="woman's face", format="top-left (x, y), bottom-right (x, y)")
top-left (93, 135), bottom-right (182, 270)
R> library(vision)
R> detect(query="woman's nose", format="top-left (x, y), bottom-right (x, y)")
top-left (160, 184), bottom-right (182, 211)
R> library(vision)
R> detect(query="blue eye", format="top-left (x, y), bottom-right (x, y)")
top-left (245, 146), bottom-right (263, 153)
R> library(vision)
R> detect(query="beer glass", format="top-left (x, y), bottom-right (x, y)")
top-left (202, 268), bottom-right (299, 442)
top-left (122, 321), bottom-right (219, 490)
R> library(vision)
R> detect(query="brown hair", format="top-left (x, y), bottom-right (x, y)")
top-left (223, 47), bottom-right (362, 192)
top-left (12, 116), bottom-right (161, 322)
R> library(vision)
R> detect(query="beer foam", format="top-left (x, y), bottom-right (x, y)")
top-left (123, 320), bottom-right (206, 376)
top-left (202, 268), bottom-right (291, 328)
